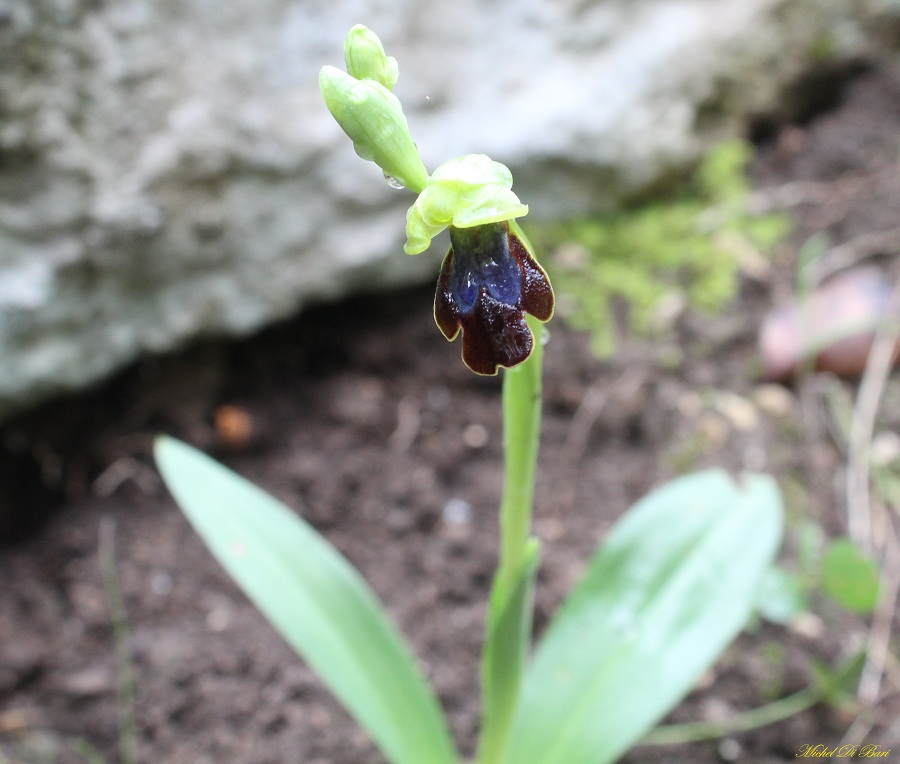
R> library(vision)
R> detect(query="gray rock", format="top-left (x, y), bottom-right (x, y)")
top-left (0, 0), bottom-right (894, 416)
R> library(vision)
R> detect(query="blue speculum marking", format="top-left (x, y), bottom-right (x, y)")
top-left (434, 221), bottom-right (554, 375)
top-left (448, 224), bottom-right (522, 312)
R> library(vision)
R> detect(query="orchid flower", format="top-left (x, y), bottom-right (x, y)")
top-left (320, 26), bottom-right (553, 375)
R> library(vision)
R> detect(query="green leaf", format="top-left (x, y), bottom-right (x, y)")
top-left (810, 652), bottom-right (865, 706)
top-left (503, 470), bottom-right (783, 764)
top-left (154, 437), bottom-right (457, 764)
top-left (822, 538), bottom-right (880, 614)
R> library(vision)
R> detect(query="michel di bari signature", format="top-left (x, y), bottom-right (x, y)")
top-left (797, 744), bottom-right (891, 758)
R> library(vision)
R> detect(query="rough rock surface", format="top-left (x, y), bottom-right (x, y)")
top-left (0, 0), bottom-right (895, 416)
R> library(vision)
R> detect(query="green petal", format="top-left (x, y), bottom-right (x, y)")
top-left (403, 154), bottom-right (528, 252)
top-left (404, 204), bottom-right (444, 254)
top-left (452, 186), bottom-right (528, 228)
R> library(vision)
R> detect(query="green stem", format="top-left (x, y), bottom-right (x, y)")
top-left (477, 315), bottom-right (545, 764)
top-left (638, 684), bottom-right (824, 746)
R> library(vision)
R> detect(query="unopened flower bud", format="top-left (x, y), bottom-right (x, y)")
top-left (320, 66), bottom-right (428, 193)
top-left (344, 24), bottom-right (399, 90)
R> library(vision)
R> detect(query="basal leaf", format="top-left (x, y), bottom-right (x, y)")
top-left (503, 470), bottom-right (782, 764)
top-left (154, 436), bottom-right (457, 764)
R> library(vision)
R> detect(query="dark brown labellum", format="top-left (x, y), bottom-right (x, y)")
top-left (434, 222), bottom-right (554, 375)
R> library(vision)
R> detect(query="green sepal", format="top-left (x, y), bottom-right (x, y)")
top-left (405, 154), bottom-right (529, 254)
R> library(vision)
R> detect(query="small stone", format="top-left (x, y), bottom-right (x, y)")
top-left (712, 391), bottom-right (759, 432)
top-left (462, 423), bottom-right (489, 449)
top-left (60, 666), bottom-right (113, 697)
top-left (698, 412), bottom-right (729, 446)
top-left (442, 498), bottom-right (472, 527)
top-left (789, 612), bottom-right (825, 640)
top-left (150, 571), bottom-right (174, 596)
top-left (753, 384), bottom-right (795, 418)
top-left (719, 738), bottom-right (742, 761)
top-left (213, 404), bottom-right (254, 449)
top-left (205, 604), bottom-right (233, 632)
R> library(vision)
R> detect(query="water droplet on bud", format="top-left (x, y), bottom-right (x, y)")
top-left (383, 173), bottom-right (405, 190)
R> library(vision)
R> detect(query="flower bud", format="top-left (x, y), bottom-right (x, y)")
top-left (320, 65), bottom-right (428, 193)
top-left (343, 24), bottom-right (399, 91)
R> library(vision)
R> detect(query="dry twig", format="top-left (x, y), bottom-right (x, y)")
top-left (845, 261), bottom-right (900, 706)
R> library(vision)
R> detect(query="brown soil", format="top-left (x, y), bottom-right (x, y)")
top-left (2, 64), bottom-right (900, 764)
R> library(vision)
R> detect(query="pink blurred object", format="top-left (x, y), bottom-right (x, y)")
top-left (759, 266), bottom-right (900, 381)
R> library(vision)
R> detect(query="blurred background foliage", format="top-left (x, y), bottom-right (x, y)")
top-left (531, 141), bottom-right (790, 356)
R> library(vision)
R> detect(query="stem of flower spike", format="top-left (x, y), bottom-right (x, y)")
top-left (477, 314), bottom-right (545, 764)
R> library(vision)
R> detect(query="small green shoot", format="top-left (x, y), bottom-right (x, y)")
top-left (640, 651), bottom-right (864, 747)
top-left (821, 538), bottom-right (880, 614)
